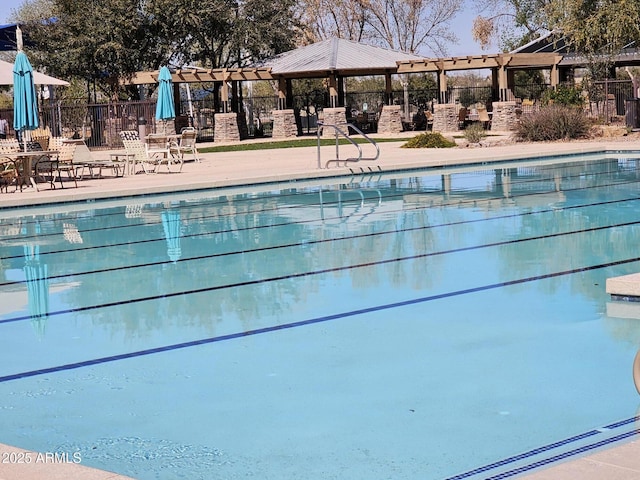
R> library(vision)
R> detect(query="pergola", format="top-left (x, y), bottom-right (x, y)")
top-left (126, 35), bottom-right (584, 138)
top-left (396, 52), bottom-right (563, 102)
top-left (127, 38), bottom-right (427, 140)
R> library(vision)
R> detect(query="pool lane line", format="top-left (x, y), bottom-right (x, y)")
top-left (4, 167), bottom-right (640, 250)
top-left (483, 428), bottom-right (639, 480)
top-left (2, 180), bottom-right (640, 268)
top-left (443, 416), bottom-right (640, 480)
top-left (2, 253), bottom-right (640, 383)
top-left (3, 211), bottom-right (640, 324)
top-left (0, 155), bottom-right (621, 229)
top-left (2, 215), bottom-right (640, 324)
top-left (5, 193), bottom-right (639, 283)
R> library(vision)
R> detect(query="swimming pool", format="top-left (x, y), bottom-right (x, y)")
top-left (1, 152), bottom-right (639, 479)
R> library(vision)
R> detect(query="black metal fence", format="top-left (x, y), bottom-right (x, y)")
top-left (2, 79), bottom-right (636, 146)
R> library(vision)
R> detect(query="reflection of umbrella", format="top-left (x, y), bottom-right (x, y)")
top-left (23, 243), bottom-right (49, 338)
top-left (13, 50), bottom-right (39, 151)
top-left (155, 66), bottom-right (175, 134)
top-left (162, 209), bottom-right (182, 263)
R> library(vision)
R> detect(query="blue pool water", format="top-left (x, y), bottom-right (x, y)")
top-left (1, 152), bottom-right (640, 479)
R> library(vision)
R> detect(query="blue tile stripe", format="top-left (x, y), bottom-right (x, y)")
top-left (2, 254), bottom-right (640, 384)
top-left (3, 211), bottom-right (640, 326)
top-left (485, 429), bottom-right (639, 480)
top-left (3, 196), bottom-right (640, 294)
top-left (2, 172), bottom-right (639, 263)
top-left (443, 416), bottom-right (639, 480)
top-left (0, 221), bottom-right (640, 324)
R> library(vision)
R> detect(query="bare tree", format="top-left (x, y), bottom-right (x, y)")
top-left (299, 0), bottom-right (369, 43)
top-left (299, 0), bottom-right (462, 55)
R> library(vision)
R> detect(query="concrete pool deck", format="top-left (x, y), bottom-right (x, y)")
top-left (1, 131), bottom-right (640, 480)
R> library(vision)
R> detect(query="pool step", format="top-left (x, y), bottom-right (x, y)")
top-left (606, 272), bottom-right (640, 303)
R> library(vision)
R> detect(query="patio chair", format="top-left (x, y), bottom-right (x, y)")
top-left (425, 110), bottom-right (434, 130)
top-left (43, 140), bottom-right (77, 188)
top-left (458, 107), bottom-right (469, 129)
top-left (169, 127), bottom-right (199, 164)
top-left (53, 138), bottom-right (124, 179)
top-left (119, 131), bottom-right (181, 174)
top-left (30, 126), bottom-right (51, 152)
top-left (146, 133), bottom-right (171, 159)
top-left (477, 107), bottom-right (491, 130)
top-left (0, 139), bottom-right (20, 154)
top-left (0, 156), bottom-right (17, 192)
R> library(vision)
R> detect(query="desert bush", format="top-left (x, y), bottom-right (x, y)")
top-left (541, 84), bottom-right (585, 106)
top-left (401, 132), bottom-right (457, 148)
top-left (463, 123), bottom-right (487, 144)
top-left (512, 105), bottom-right (592, 141)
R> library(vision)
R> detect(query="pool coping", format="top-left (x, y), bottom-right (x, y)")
top-left (0, 139), bottom-right (629, 210)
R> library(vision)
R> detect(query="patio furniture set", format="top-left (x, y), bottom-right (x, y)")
top-left (0, 127), bottom-right (200, 193)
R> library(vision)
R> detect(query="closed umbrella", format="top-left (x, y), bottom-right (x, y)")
top-left (13, 50), bottom-right (39, 151)
top-left (155, 66), bottom-right (175, 134)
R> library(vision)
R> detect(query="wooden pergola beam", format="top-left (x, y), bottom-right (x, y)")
top-left (122, 67), bottom-right (273, 85)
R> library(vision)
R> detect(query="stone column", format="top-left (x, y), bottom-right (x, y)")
top-left (320, 107), bottom-right (347, 137)
top-left (271, 109), bottom-right (298, 139)
top-left (433, 104), bottom-right (458, 132)
top-left (377, 105), bottom-right (403, 134)
top-left (490, 101), bottom-right (519, 131)
top-left (154, 118), bottom-right (176, 135)
top-left (214, 112), bottom-right (240, 142)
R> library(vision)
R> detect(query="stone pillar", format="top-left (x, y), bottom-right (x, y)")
top-left (490, 101), bottom-right (519, 131)
top-left (214, 112), bottom-right (240, 142)
top-left (433, 103), bottom-right (458, 132)
top-left (377, 105), bottom-right (403, 134)
top-left (271, 109), bottom-right (298, 139)
top-left (154, 118), bottom-right (176, 135)
top-left (320, 107), bottom-right (347, 137)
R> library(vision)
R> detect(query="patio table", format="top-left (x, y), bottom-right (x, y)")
top-left (4, 150), bottom-right (59, 191)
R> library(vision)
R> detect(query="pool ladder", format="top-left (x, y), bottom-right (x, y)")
top-left (317, 122), bottom-right (380, 169)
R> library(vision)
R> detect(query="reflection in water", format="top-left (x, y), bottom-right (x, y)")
top-left (161, 209), bottom-right (182, 263)
top-left (4, 156), bottom-right (640, 343)
top-left (23, 243), bottom-right (49, 338)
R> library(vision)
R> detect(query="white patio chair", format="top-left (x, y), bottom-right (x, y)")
top-left (119, 132), bottom-right (181, 174)
top-left (170, 127), bottom-right (199, 163)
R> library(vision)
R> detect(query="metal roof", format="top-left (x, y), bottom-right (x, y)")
top-left (260, 37), bottom-right (423, 77)
top-left (510, 30), bottom-right (570, 54)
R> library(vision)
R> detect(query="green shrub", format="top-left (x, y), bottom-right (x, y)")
top-left (513, 105), bottom-right (592, 141)
top-left (401, 132), bottom-right (457, 148)
top-left (463, 123), bottom-right (487, 144)
top-left (541, 84), bottom-right (584, 107)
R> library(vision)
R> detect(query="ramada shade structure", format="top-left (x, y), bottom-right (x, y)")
top-left (128, 38), bottom-right (422, 84)
top-left (126, 38), bottom-right (424, 110)
top-left (127, 37), bottom-right (570, 108)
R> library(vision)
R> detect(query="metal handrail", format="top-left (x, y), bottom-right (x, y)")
top-left (317, 122), bottom-right (380, 169)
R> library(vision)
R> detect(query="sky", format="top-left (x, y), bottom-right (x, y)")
top-left (1, 1), bottom-right (22, 25)
top-left (1, 0), bottom-right (486, 57)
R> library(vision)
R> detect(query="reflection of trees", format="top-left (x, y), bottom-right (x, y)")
top-left (8, 158), bottom-right (640, 340)
top-left (493, 164), bottom-right (640, 304)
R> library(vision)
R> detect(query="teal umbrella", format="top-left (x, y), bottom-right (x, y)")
top-left (13, 50), bottom-right (39, 151)
top-left (155, 66), bottom-right (175, 133)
